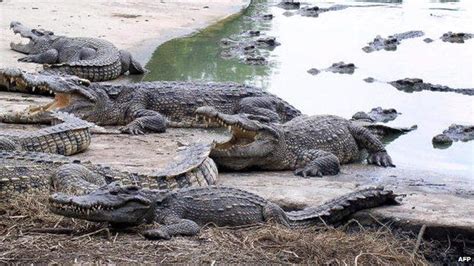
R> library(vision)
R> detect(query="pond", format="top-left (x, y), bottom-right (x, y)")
top-left (137, 0), bottom-right (473, 179)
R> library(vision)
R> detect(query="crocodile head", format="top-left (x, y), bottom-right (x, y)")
top-left (49, 183), bottom-right (160, 224)
top-left (10, 21), bottom-right (59, 55)
top-left (0, 67), bottom-right (90, 95)
top-left (0, 68), bottom-right (108, 121)
top-left (195, 106), bottom-right (282, 170)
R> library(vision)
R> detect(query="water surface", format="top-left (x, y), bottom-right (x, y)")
top-left (140, 0), bottom-right (473, 179)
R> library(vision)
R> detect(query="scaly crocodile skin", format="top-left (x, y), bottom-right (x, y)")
top-left (49, 185), bottom-right (398, 240)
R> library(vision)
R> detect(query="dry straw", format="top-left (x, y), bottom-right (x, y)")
top-left (0, 190), bottom-right (429, 264)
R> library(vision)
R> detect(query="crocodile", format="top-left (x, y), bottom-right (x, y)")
top-left (195, 107), bottom-right (394, 177)
top-left (49, 184), bottom-right (398, 240)
top-left (351, 107), bottom-right (399, 123)
top-left (362, 31), bottom-right (425, 53)
top-left (0, 143), bottom-right (217, 199)
top-left (307, 62), bottom-right (356, 76)
top-left (0, 112), bottom-right (92, 155)
top-left (0, 68), bottom-right (302, 134)
top-left (9, 21), bottom-right (145, 81)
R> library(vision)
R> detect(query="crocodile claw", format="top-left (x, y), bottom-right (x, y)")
top-left (367, 151), bottom-right (395, 167)
top-left (294, 167), bottom-right (324, 178)
top-left (120, 122), bottom-right (145, 135)
top-left (120, 126), bottom-right (144, 135)
top-left (18, 56), bottom-right (35, 63)
top-left (143, 229), bottom-right (171, 240)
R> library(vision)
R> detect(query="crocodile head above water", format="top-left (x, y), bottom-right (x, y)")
top-left (195, 106), bottom-right (282, 170)
top-left (49, 183), bottom-right (161, 224)
top-left (10, 21), bottom-right (59, 55)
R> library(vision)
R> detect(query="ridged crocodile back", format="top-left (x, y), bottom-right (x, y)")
top-left (286, 187), bottom-right (398, 228)
top-left (45, 37), bottom-right (122, 81)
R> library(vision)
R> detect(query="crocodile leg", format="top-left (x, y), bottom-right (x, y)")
top-left (348, 125), bottom-right (395, 167)
top-left (262, 202), bottom-right (290, 227)
top-left (294, 150), bottom-right (341, 177)
top-left (143, 217), bottom-right (200, 240)
top-left (119, 50), bottom-right (146, 74)
top-left (18, 49), bottom-right (59, 64)
top-left (79, 47), bottom-right (97, 60)
top-left (120, 109), bottom-right (167, 134)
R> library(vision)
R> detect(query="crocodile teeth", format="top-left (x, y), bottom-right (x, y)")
top-left (32, 86), bottom-right (36, 92)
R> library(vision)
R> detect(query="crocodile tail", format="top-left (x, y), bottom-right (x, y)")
top-left (120, 143), bottom-right (218, 190)
top-left (43, 61), bottom-right (122, 82)
top-left (286, 186), bottom-right (398, 228)
top-left (18, 112), bottom-right (93, 155)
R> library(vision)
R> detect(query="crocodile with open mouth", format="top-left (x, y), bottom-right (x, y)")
top-left (0, 68), bottom-right (302, 134)
top-left (49, 184), bottom-right (398, 240)
top-left (9, 21), bottom-right (145, 81)
top-left (195, 106), bottom-right (395, 177)
top-left (0, 143), bottom-right (217, 199)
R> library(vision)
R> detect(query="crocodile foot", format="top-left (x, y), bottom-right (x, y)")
top-left (120, 121), bottom-right (146, 135)
top-left (294, 163), bottom-right (340, 177)
top-left (367, 151), bottom-right (395, 167)
top-left (143, 229), bottom-right (171, 240)
top-left (18, 56), bottom-right (35, 63)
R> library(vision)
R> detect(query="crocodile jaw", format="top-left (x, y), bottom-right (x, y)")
top-left (28, 93), bottom-right (72, 113)
top-left (194, 111), bottom-right (277, 167)
top-left (49, 188), bottom-right (152, 224)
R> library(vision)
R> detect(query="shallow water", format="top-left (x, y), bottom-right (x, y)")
top-left (140, 0), bottom-right (473, 179)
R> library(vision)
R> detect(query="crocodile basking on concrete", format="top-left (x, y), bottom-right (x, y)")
top-left (0, 112), bottom-right (93, 155)
top-left (0, 68), bottom-right (302, 134)
top-left (0, 143), bottom-right (217, 199)
top-left (9, 21), bottom-right (145, 81)
top-left (49, 184), bottom-right (398, 239)
top-left (196, 107), bottom-right (395, 177)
